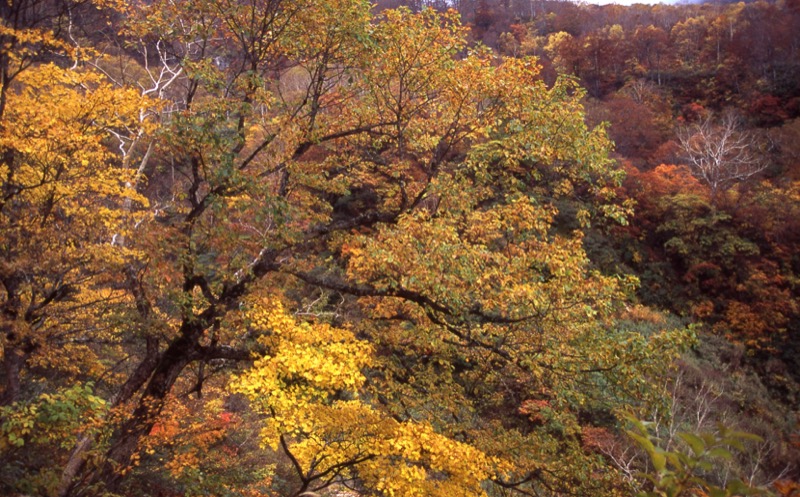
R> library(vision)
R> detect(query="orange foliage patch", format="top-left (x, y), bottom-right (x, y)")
top-left (775, 480), bottom-right (800, 497)
top-left (580, 426), bottom-right (617, 454)
top-left (519, 399), bottom-right (550, 424)
top-left (625, 163), bottom-right (707, 200)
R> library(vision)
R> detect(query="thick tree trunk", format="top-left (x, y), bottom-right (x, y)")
top-left (61, 240), bottom-right (278, 495)
top-left (61, 353), bottom-right (193, 496)
top-left (0, 344), bottom-right (26, 405)
top-left (56, 336), bottom-right (160, 497)
top-left (92, 331), bottom-right (200, 495)
top-left (0, 338), bottom-right (35, 406)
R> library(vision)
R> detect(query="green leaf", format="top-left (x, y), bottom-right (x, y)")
top-left (651, 448), bottom-right (667, 473)
top-left (726, 478), bottom-right (763, 496)
top-left (678, 432), bottom-right (705, 456)
top-left (707, 447), bottom-right (733, 461)
top-left (729, 430), bottom-right (763, 443)
top-left (708, 487), bottom-right (728, 497)
top-left (626, 430), bottom-right (656, 455)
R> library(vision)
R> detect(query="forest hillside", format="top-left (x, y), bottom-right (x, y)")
top-left (0, 0), bottom-right (798, 496)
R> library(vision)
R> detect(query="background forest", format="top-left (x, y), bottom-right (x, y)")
top-left (0, 0), bottom-right (798, 496)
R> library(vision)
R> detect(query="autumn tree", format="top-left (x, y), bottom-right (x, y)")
top-left (630, 25), bottom-right (669, 85)
top-left (0, 3), bottom-right (159, 496)
top-left (619, 162), bottom-right (799, 353)
top-left (678, 111), bottom-right (767, 198)
top-left (0, 2), bottom-right (694, 496)
top-left (581, 24), bottom-right (628, 97)
top-left (600, 95), bottom-right (669, 164)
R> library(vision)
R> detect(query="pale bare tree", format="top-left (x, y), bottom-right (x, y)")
top-left (678, 111), bottom-right (767, 197)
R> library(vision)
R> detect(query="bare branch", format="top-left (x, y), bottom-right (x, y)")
top-left (678, 111), bottom-right (767, 197)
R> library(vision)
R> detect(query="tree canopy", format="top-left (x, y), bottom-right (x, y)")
top-left (1, 0), bottom-right (775, 496)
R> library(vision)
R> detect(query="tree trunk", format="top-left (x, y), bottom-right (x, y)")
top-left (56, 336), bottom-right (160, 497)
top-left (91, 332), bottom-right (199, 495)
top-left (0, 338), bottom-right (35, 406)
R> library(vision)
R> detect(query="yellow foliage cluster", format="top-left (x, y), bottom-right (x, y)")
top-left (0, 4), bottom-right (693, 496)
top-left (233, 298), bottom-right (500, 496)
top-left (0, 60), bottom-right (154, 381)
top-left (237, 298), bottom-right (372, 405)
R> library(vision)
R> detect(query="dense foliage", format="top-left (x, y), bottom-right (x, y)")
top-left (1, 0), bottom-right (798, 496)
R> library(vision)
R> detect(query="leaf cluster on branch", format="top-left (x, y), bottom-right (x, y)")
top-left (0, 1), bottom-right (699, 496)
